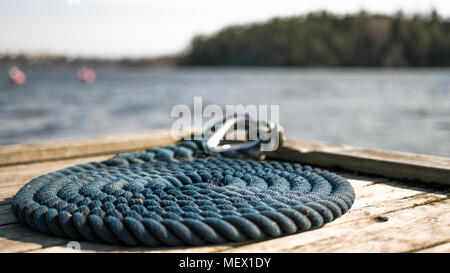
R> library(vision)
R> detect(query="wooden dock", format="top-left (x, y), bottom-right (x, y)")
top-left (0, 130), bottom-right (448, 253)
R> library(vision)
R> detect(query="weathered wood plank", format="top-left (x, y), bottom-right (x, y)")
top-left (0, 190), bottom-right (15, 205)
top-left (0, 223), bottom-right (37, 241)
top-left (27, 242), bottom-right (232, 253)
top-left (0, 155), bottom-right (114, 205)
top-left (348, 182), bottom-right (432, 210)
top-left (0, 155), bottom-right (113, 187)
top-left (223, 198), bottom-right (450, 253)
top-left (0, 223), bottom-right (70, 253)
top-left (328, 192), bottom-right (447, 226)
top-left (0, 204), bottom-right (16, 226)
top-left (0, 129), bottom-right (176, 166)
top-left (0, 234), bottom-right (68, 253)
top-left (268, 139), bottom-right (450, 185)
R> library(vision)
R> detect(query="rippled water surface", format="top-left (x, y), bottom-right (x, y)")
top-left (0, 67), bottom-right (449, 157)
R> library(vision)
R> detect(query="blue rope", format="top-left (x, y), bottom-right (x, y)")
top-left (12, 140), bottom-right (355, 246)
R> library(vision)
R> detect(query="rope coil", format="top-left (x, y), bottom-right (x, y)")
top-left (12, 140), bottom-right (355, 246)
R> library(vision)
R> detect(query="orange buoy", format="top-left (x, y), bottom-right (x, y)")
top-left (77, 67), bottom-right (96, 83)
top-left (8, 66), bottom-right (26, 85)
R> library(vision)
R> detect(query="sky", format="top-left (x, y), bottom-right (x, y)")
top-left (0, 0), bottom-right (449, 59)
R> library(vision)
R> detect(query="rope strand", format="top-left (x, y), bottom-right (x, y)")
top-left (12, 140), bottom-right (355, 246)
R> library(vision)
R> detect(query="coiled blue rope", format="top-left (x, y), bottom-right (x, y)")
top-left (12, 140), bottom-right (355, 246)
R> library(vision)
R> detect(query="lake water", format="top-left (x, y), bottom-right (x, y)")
top-left (0, 67), bottom-right (449, 157)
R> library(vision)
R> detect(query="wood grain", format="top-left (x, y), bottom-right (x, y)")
top-left (0, 129), bottom-right (176, 166)
top-left (222, 198), bottom-right (450, 253)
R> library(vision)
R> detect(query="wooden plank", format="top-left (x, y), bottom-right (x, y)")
top-left (0, 129), bottom-right (176, 166)
top-left (330, 192), bottom-right (447, 226)
top-left (0, 155), bottom-right (113, 187)
top-left (0, 204), bottom-right (16, 226)
top-left (222, 198), bottom-right (450, 253)
top-left (416, 242), bottom-right (450, 253)
top-left (0, 223), bottom-right (69, 253)
top-left (0, 223), bottom-right (38, 241)
top-left (0, 190), bottom-right (15, 205)
top-left (27, 242), bottom-right (232, 253)
top-left (268, 139), bottom-right (450, 185)
top-left (0, 155), bottom-right (113, 205)
top-left (347, 178), bottom-right (447, 209)
top-left (0, 234), bottom-right (68, 253)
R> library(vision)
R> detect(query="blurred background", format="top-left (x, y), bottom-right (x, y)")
top-left (0, 0), bottom-right (449, 156)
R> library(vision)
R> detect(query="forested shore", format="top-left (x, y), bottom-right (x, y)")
top-left (182, 10), bottom-right (450, 67)
top-left (2, 11), bottom-right (449, 68)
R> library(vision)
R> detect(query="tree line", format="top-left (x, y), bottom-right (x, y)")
top-left (181, 10), bottom-right (450, 66)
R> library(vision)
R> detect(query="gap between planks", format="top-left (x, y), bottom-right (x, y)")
top-left (0, 154), bottom-right (114, 205)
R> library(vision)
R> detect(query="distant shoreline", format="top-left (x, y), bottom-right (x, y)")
top-left (183, 11), bottom-right (450, 67)
top-left (0, 54), bottom-right (180, 68)
top-left (2, 53), bottom-right (450, 68)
